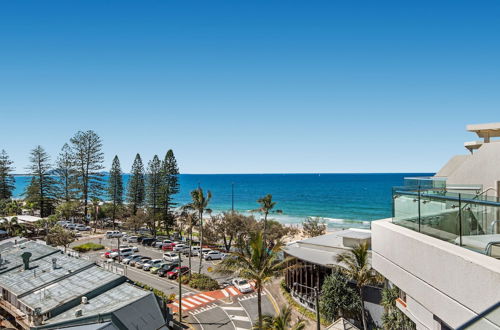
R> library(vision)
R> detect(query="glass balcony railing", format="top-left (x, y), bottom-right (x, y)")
top-left (392, 186), bottom-right (500, 258)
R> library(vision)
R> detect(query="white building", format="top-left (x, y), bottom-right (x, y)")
top-left (372, 123), bottom-right (500, 329)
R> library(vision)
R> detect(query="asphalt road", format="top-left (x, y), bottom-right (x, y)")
top-left (71, 234), bottom-right (278, 330)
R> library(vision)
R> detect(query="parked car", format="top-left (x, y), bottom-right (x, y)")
top-left (134, 257), bottom-right (152, 268)
top-left (173, 243), bottom-right (188, 252)
top-left (141, 238), bottom-right (157, 246)
top-left (162, 242), bottom-right (177, 251)
top-left (137, 236), bottom-right (148, 243)
top-left (104, 249), bottom-right (118, 258)
top-left (143, 259), bottom-right (163, 271)
top-left (127, 236), bottom-right (139, 243)
top-left (157, 262), bottom-right (180, 277)
top-left (106, 231), bottom-right (122, 238)
top-left (75, 224), bottom-right (91, 231)
top-left (232, 278), bottom-right (253, 293)
top-left (110, 248), bottom-right (134, 259)
top-left (66, 223), bottom-right (77, 230)
top-left (167, 266), bottom-right (190, 279)
top-left (119, 245), bottom-right (139, 252)
top-left (123, 255), bottom-right (143, 265)
top-left (121, 254), bottom-right (141, 264)
top-left (154, 239), bottom-right (173, 248)
top-left (203, 250), bottom-right (224, 260)
top-left (163, 252), bottom-right (180, 263)
top-left (130, 256), bottom-right (150, 267)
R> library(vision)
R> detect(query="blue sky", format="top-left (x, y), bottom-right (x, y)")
top-left (1, 1), bottom-right (499, 174)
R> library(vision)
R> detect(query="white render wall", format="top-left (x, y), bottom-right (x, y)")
top-left (372, 218), bottom-right (500, 329)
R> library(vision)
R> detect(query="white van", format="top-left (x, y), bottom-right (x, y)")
top-left (163, 252), bottom-right (180, 262)
top-left (106, 231), bottom-right (122, 239)
top-left (110, 248), bottom-right (133, 258)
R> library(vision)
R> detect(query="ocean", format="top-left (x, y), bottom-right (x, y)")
top-left (12, 173), bottom-right (432, 228)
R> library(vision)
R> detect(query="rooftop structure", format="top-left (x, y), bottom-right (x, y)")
top-left (467, 122), bottom-right (500, 142)
top-left (372, 123), bottom-right (500, 329)
top-left (0, 240), bottom-right (168, 329)
top-left (284, 229), bottom-right (382, 328)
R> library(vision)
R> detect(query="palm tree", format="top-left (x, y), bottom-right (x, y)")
top-left (216, 231), bottom-right (289, 329)
top-left (1, 217), bottom-right (24, 237)
top-left (336, 242), bottom-right (380, 330)
top-left (257, 194), bottom-right (276, 234)
top-left (253, 306), bottom-right (307, 330)
top-left (185, 188), bottom-right (212, 274)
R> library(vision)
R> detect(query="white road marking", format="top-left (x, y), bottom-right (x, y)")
top-left (221, 289), bottom-right (230, 297)
top-left (172, 302), bottom-right (187, 310)
top-left (228, 287), bottom-right (238, 296)
top-left (199, 293), bottom-right (216, 301)
top-left (230, 315), bottom-right (251, 322)
top-left (221, 306), bottom-right (244, 311)
top-left (181, 300), bottom-right (195, 308)
top-left (192, 295), bottom-right (210, 303)
top-left (186, 297), bottom-right (203, 305)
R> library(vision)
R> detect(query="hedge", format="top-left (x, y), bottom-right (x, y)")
top-left (73, 243), bottom-right (105, 252)
top-left (179, 273), bottom-right (220, 291)
top-left (133, 281), bottom-right (175, 302)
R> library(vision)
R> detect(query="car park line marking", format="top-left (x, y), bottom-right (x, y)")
top-left (235, 328), bottom-right (248, 330)
top-left (220, 306), bottom-right (244, 311)
top-left (228, 287), bottom-right (238, 296)
top-left (186, 297), bottom-right (203, 305)
top-left (221, 289), bottom-right (230, 297)
top-left (199, 293), bottom-right (216, 301)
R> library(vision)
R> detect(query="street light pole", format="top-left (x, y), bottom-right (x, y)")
top-left (178, 251), bottom-right (183, 323)
top-left (294, 282), bottom-right (320, 330)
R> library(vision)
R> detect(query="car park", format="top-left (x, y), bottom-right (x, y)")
top-left (157, 262), bottom-right (180, 277)
top-left (203, 250), bottom-right (224, 260)
top-left (133, 257), bottom-right (152, 268)
top-left (163, 252), bottom-right (180, 262)
top-left (143, 259), bottom-right (163, 271)
top-left (232, 278), bottom-right (253, 293)
top-left (166, 266), bottom-right (190, 279)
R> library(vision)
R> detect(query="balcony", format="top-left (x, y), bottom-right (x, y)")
top-left (392, 186), bottom-right (500, 258)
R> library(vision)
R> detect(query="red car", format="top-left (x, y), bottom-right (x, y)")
top-left (104, 249), bottom-right (118, 258)
top-left (162, 242), bottom-right (176, 251)
top-left (166, 266), bottom-right (189, 279)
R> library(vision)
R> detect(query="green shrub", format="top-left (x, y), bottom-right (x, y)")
top-left (188, 273), bottom-right (219, 291)
top-left (73, 243), bottom-right (105, 252)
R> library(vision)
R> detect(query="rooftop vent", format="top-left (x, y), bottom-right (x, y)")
top-left (52, 258), bottom-right (57, 270)
top-left (21, 251), bottom-right (32, 270)
top-left (81, 296), bottom-right (88, 304)
top-left (75, 309), bottom-right (83, 317)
